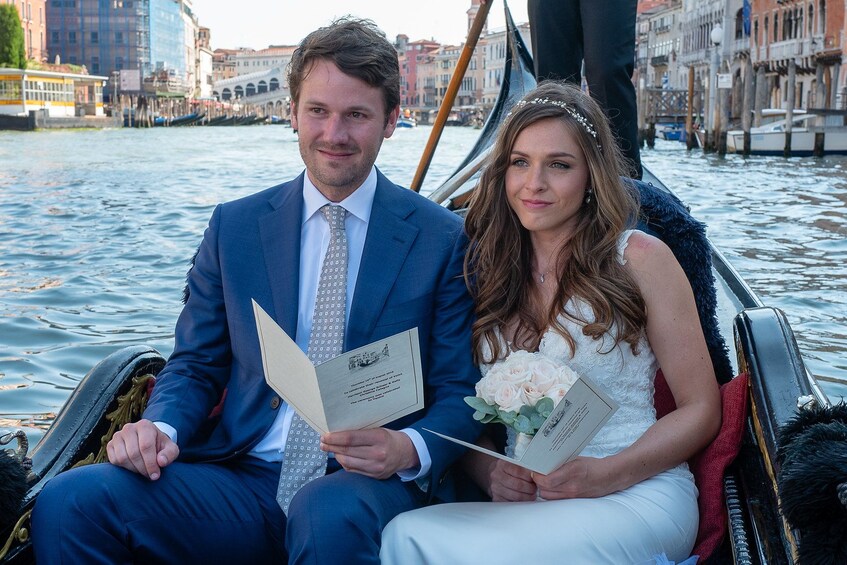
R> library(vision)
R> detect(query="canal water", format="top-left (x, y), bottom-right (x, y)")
top-left (1, 124), bottom-right (845, 445)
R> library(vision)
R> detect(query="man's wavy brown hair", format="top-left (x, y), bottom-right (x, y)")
top-left (288, 17), bottom-right (400, 124)
top-left (464, 81), bottom-right (646, 364)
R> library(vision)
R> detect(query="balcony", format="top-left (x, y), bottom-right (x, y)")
top-left (733, 38), bottom-right (750, 54)
top-left (651, 54), bottom-right (669, 66)
top-left (767, 38), bottom-right (806, 60)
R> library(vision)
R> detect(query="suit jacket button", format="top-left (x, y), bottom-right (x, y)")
top-left (270, 396), bottom-right (281, 410)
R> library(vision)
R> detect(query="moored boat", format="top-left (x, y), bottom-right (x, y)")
top-left (726, 111), bottom-right (847, 156)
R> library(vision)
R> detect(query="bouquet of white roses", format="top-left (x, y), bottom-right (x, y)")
top-left (465, 349), bottom-right (580, 439)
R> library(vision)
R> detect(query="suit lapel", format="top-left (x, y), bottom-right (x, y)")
top-left (258, 174), bottom-right (304, 338)
top-left (348, 172), bottom-right (419, 348)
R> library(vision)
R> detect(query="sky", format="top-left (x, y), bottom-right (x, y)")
top-left (194, 0), bottom-right (529, 51)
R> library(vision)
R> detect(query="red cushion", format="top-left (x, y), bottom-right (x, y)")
top-left (653, 370), bottom-right (749, 560)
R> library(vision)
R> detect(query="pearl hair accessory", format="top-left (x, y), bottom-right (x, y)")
top-left (507, 97), bottom-right (602, 149)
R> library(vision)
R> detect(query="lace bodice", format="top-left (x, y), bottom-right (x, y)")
top-left (481, 230), bottom-right (692, 480)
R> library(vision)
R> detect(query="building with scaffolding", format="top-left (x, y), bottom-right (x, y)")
top-left (46, 0), bottom-right (193, 96)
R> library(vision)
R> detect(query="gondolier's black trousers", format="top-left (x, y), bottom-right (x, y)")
top-left (528, 0), bottom-right (641, 179)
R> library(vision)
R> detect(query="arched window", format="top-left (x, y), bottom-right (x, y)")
top-left (258, 80), bottom-right (267, 94)
top-left (269, 78), bottom-right (279, 91)
top-left (764, 16), bottom-right (769, 44)
top-left (754, 19), bottom-right (759, 45)
top-left (820, 0), bottom-right (826, 33)
top-left (234, 85), bottom-right (244, 98)
top-left (774, 12), bottom-right (779, 42)
top-left (797, 8), bottom-right (803, 38)
top-left (735, 8), bottom-right (744, 39)
top-left (245, 83), bottom-right (256, 97)
top-left (808, 4), bottom-right (814, 35)
top-left (222, 88), bottom-right (231, 100)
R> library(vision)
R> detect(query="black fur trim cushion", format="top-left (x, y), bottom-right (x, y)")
top-left (777, 403), bottom-right (847, 564)
top-left (0, 450), bottom-right (27, 531)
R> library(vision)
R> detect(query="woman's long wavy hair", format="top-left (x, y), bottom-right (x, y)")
top-left (464, 81), bottom-right (646, 365)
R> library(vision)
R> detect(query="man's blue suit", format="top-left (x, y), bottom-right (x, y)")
top-left (32, 169), bottom-right (483, 564)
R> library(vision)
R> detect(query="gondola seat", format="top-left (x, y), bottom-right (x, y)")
top-left (655, 370), bottom-right (748, 562)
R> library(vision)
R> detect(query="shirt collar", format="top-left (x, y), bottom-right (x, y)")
top-left (302, 167), bottom-right (377, 225)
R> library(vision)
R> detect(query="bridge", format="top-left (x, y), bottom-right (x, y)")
top-left (212, 68), bottom-right (291, 118)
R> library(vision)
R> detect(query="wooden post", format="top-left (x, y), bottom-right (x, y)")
top-left (742, 57), bottom-right (754, 156)
top-left (823, 65), bottom-right (832, 109)
top-left (785, 59), bottom-right (796, 158)
top-left (831, 64), bottom-right (841, 109)
top-left (637, 78), bottom-right (646, 148)
top-left (711, 76), bottom-right (721, 154)
top-left (686, 67), bottom-right (695, 150)
top-left (718, 61), bottom-right (730, 156)
top-left (693, 75), bottom-right (703, 149)
top-left (754, 65), bottom-right (767, 127)
top-left (814, 131), bottom-right (825, 157)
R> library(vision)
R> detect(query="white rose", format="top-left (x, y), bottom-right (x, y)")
top-left (530, 357), bottom-right (560, 393)
top-left (494, 382), bottom-right (522, 413)
top-left (475, 373), bottom-right (502, 404)
top-left (520, 381), bottom-right (545, 407)
top-left (544, 383), bottom-right (570, 405)
top-left (557, 365), bottom-right (580, 388)
top-left (499, 362), bottom-right (533, 385)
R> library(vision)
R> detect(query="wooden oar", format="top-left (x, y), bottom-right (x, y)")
top-left (410, 0), bottom-right (493, 192)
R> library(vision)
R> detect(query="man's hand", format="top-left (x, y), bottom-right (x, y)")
top-left (106, 419), bottom-right (179, 480)
top-left (320, 428), bottom-right (419, 480)
top-left (488, 460), bottom-right (537, 502)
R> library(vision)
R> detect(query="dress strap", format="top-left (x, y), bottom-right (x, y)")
top-left (616, 229), bottom-right (636, 266)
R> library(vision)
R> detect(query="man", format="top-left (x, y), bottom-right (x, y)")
top-left (528, 0), bottom-right (642, 179)
top-left (32, 18), bottom-right (482, 564)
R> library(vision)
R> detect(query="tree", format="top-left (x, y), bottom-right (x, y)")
top-left (0, 4), bottom-right (26, 69)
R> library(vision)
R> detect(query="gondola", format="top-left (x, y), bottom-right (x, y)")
top-left (0, 3), bottom-right (839, 564)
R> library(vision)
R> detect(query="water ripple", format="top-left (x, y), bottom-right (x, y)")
top-left (1, 127), bottom-right (845, 443)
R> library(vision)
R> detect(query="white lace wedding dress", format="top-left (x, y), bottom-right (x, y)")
top-left (380, 231), bottom-right (699, 565)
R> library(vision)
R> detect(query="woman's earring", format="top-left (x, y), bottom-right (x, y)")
top-left (584, 188), bottom-right (594, 205)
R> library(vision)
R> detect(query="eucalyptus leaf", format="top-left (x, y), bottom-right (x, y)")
top-left (514, 414), bottom-right (533, 434)
top-left (519, 404), bottom-right (535, 418)
top-left (530, 412), bottom-right (546, 430)
top-left (481, 413), bottom-right (497, 424)
top-left (536, 397), bottom-right (554, 415)
top-left (465, 396), bottom-right (498, 415)
top-left (499, 410), bottom-right (517, 425)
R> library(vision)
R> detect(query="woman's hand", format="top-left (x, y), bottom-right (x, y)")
top-left (532, 456), bottom-right (616, 500)
top-left (488, 459), bottom-right (538, 502)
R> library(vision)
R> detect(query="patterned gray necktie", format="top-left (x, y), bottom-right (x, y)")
top-left (277, 204), bottom-right (348, 514)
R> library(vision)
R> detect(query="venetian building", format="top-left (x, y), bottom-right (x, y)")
top-left (396, 36), bottom-right (439, 110)
top-left (749, 0), bottom-right (843, 110)
top-left (47, 0), bottom-right (193, 93)
top-left (3, 0), bottom-right (47, 62)
top-left (637, 0), bottom-right (684, 90)
top-left (678, 0), bottom-right (750, 124)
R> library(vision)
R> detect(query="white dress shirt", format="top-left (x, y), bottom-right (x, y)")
top-left (211, 167), bottom-right (430, 479)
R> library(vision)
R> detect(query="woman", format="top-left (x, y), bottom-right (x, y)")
top-left (379, 82), bottom-right (721, 563)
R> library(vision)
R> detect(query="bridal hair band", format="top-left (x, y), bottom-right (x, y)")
top-left (507, 97), bottom-right (601, 149)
